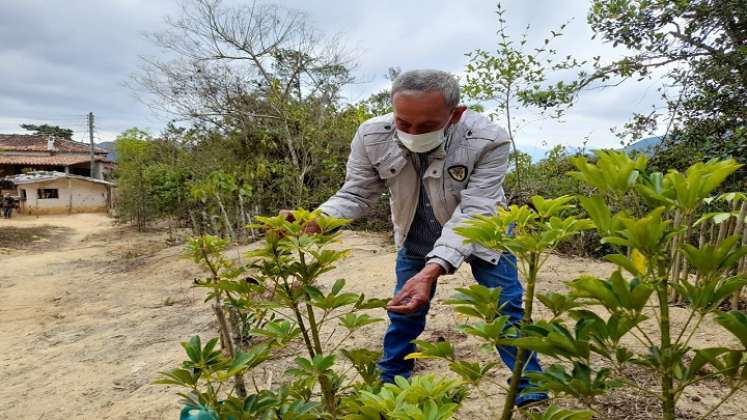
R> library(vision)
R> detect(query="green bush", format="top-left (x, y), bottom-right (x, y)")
top-left (415, 152), bottom-right (747, 419)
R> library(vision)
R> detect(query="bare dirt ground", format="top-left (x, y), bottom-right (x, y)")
top-left (1, 213), bottom-right (745, 419)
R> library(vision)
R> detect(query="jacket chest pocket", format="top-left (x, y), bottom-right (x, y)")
top-left (374, 154), bottom-right (413, 218)
top-left (366, 140), bottom-right (409, 184)
top-left (373, 153), bottom-right (409, 188)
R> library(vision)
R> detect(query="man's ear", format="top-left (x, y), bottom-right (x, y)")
top-left (449, 106), bottom-right (468, 124)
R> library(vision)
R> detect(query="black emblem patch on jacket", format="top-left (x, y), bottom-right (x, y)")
top-left (447, 165), bottom-right (468, 182)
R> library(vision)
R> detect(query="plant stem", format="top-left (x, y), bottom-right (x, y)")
top-left (730, 201), bottom-right (747, 308)
top-left (678, 213), bottom-right (692, 304)
top-left (670, 210), bottom-right (683, 302)
top-left (677, 310), bottom-right (705, 349)
top-left (504, 85), bottom-right (522, 192)
top-left (696, 220), bottom-right (708, 285)
top-left (500, 348), bottom-right (527, 419)
top-left (633, 323), bottom-right (656, 347)
top-left (304, 301), bottom-right (337, 417)
top-left (212, 303), bottom-right (247, 397)
top-left (305, 303), bottom-right (324, 354)
top-left (298, 249), bottom-right (337, 418)
top-left (329, 332), bottom-right (354, 353)
top-left (199, 241), bottom-right (246, 397)
top-left (629, 327), bottom-right (654, 348)
top-left (499, 253), bottom-right (539, 420)
top-left (657, 283), bottom-right (676, 420)
top-left (282, 277), bottom-right (316, 358)
top-left (262, 307), bottom-right (297, 322)
top-left (290, 303), bottom-right (316, 358)
top-left (204, 375), bottom-right (218, 408)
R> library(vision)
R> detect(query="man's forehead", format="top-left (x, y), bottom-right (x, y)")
top-left (393, 90), bottom-right (447, 105)
top-left (392, 90), bottom-right (450, 118)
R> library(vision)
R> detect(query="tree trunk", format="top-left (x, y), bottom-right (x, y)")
top-left (716, 212), bottom-right (731, 244)
top-left (237, 193), bottom-right (248, 242)
top-left (214, 193), bottom-right (236, 242)
top-left (709, 221), bottom-right (717, 245)
top-left (228, 306), bottom-right (246, 352)
top-left (246, 209), bottom-right (257, 242)
top-left (282, 120), bottom-right (300, 168)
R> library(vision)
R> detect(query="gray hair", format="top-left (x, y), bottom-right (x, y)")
top-left (391, 69), bottom-right (460, 108)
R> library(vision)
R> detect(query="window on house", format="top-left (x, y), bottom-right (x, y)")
top-left (20, 189), bottom-right (26, 201)
top-left (37, 188), bottom-right (59, 199)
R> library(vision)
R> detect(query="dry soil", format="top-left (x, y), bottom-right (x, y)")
top-left (0, 213), bottom-right (745, 419)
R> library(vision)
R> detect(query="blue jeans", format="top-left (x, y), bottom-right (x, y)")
top-left (378, 248), bottom-right (544, 403)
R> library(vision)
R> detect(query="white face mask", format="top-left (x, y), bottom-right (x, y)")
top-left (395, 116), bottom-right (452, 153)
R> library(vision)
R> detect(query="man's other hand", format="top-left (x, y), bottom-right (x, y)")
top-left (386, 263), bottom-right (444, 314)
top-left (278, 209), bottom-right (321, 234)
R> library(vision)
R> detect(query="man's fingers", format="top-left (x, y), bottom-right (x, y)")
top-left (387, 295), bottom-right (426, 314)
top-left (303, 220), bottom-right (321, 234)
top-left (386, 304), bottom-right (408, 313)
top-left (387, 301), bottom-right (419, 314)
top-left (279, 210), bottom-right (320, 234)
top-left (388, 291), bottom-right (411, 307)
top-left (278, 209), bottom-right (295, 222)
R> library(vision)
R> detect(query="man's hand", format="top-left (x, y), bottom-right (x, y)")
top-left (386, 263), bottom-right (444, 314)
top-left (278, 209), bottom-right (321, 234)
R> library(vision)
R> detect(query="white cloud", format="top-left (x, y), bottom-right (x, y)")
top-left (0, 0), bottom-right (669, 147)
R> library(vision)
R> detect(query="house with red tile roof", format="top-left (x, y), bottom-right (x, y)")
top-left (0, 134), bottom-right (113, 179)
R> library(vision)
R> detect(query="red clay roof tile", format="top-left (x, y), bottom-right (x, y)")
top-left (0, 134), bottom-right (108, 154)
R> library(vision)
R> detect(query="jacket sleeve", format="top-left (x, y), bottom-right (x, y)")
top-left (317, 128), bottom-right (386, 221)
top-left (426, 139), bottom-right (511, 271)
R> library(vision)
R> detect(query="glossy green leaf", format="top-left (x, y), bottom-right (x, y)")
top-left (528, 404), bottom-right (595, 420)
top-left (715, 311), bottom-right (747, 349)
top-left (405, 340), bottom-right (456, 361)
top-left (339, 313), bottom-right (383, 332)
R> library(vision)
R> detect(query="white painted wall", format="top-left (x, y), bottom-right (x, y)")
top-left (18, 178), bottom-right (109, 214)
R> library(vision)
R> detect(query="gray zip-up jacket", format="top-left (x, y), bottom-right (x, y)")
top-left (318, 109), bottom-right (511, 271)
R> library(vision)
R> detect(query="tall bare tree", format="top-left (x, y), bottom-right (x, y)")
top-left (130, 0), bottom-right (355, 198)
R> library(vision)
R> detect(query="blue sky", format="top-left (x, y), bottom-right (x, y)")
top-left (0, 0), bottom-right (669, 152)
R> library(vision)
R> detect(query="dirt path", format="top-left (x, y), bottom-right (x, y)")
top-left (0, 214), bottom-right (212, 419)
top-left (0, 214), bottom-right (745, 419)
